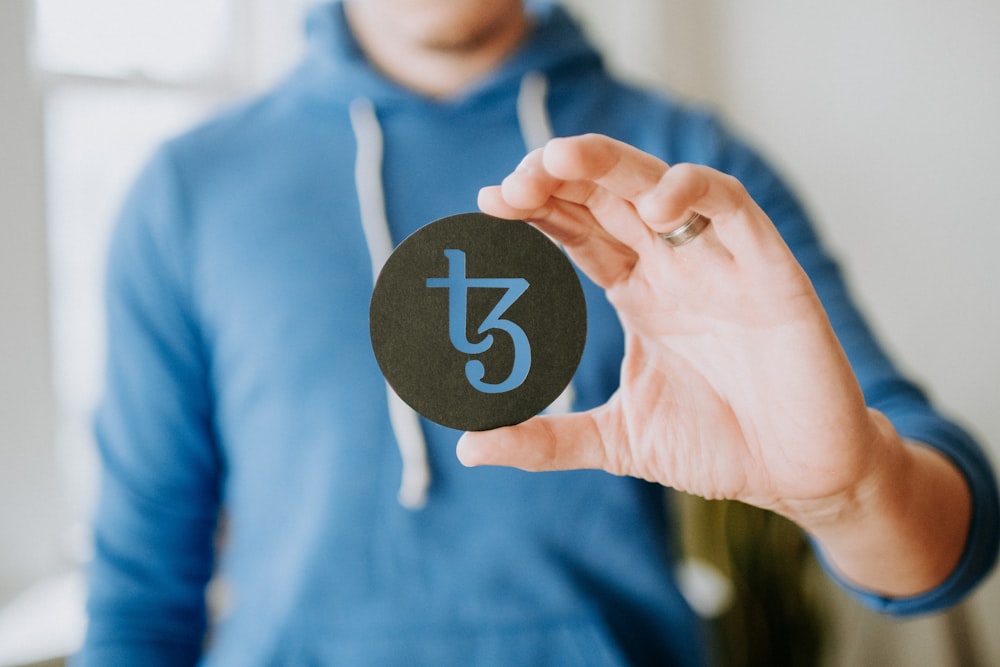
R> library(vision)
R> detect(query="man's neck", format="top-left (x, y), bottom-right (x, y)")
top-left (344, 2), bottom-right (530, 99)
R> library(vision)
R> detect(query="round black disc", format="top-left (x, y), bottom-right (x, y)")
top-left (370, 212), bottom-right (587, 431)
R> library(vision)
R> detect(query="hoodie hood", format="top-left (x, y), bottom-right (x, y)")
top-left (290, 1), bottom-right (603, 106)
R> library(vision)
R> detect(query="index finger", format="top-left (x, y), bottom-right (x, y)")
top-left (542, 134), bottom-right (669, 203)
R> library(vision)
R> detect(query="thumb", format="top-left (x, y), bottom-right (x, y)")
top-left (456, 411), bottom-right (609, 472)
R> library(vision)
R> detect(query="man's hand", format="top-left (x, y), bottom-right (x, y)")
top-left (458, 134), bottom-right (970, 597)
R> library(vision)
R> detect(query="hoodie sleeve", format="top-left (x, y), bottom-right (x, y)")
top-left (73, 146), bottom-right (221, 666)
top-left (699, 115), bottom-right (1000, 616)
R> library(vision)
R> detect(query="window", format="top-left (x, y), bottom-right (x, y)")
top-left (0, 4), bottom-right (309, 659)
top-left (38, 0), bottom-right (240, 539)
top-left (35, 0), bottom-right (308, 566)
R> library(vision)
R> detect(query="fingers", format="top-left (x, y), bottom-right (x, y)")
top-left (479, 151), bottom-right (640, 288)
top-left (485, 146), bottom-right (602, 220)
top-left (540, 136), bottom-right (666, 253)
top-left (481, 134), bottom-right (786, 292)
top-left (538, 135), bottom-right (773, 258)
top-left (543, 134), bottom-right (668, 203)
top-left (638, 163), bottom-right (771, 257)
top-left (456, 411), bottom-right (610, 473)
top-left (480, 186), bottom-right (638, 288)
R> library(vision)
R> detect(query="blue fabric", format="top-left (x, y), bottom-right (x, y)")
top-left (76, 2), bottom-right (998, 665)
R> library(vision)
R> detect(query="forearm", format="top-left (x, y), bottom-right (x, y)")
top-left (798, 409), bottom-right (972, 598)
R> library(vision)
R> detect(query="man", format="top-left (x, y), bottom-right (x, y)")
top-left (76, 1), bottom-right (999, 665)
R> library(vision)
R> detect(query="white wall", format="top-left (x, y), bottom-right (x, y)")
top-left (0, 0), bottom-right (67, 602)
top-left (567, 0), bottom-right (1000, 664)
top-left (706, 4), bottom-right (1000, 666)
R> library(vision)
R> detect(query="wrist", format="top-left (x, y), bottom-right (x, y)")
top-left (768, 409), bottom-right (906, 537)
top-left (798, 410), bottom-right (972, 597)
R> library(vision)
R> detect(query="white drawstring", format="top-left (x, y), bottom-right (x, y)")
top-left (516, 72), bottom-right (555, 152)
top-left (349, 73), bottom-right (572, 510)
top-left (350, 97), bottom-right (431, 510)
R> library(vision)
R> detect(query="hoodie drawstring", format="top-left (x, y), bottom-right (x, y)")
top-left (350, 73), bottom-right (569, 510)
top-left (517, 72), bottom-right (554, 152)
top-left (350, 97), bottom-right (431, 510)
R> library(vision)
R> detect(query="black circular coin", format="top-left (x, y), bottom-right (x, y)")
top-left (370, 212), bottom-right (587, 431)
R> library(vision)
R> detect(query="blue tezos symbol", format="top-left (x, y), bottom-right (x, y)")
top-left (426, 249), bottom-right (531, 394)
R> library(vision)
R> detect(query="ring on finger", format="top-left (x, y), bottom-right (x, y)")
top-left (658, 212), bottom-right (710, 247)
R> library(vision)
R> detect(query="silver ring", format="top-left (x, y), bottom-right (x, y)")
top-left (658, 212), bottom-right (710, 247)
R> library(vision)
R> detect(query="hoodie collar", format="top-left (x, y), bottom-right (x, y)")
top-left (292, 0), bottom-right (602, 106)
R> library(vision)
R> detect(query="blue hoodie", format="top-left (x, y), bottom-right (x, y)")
top-left (78, 2), bottom-right (999, 665)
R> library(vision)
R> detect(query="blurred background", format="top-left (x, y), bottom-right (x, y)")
top-left (1, 0), bottom-right (997, 664)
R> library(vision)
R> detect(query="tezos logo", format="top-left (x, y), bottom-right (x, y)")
top-left (370, 213), bottom-right (587, 431)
